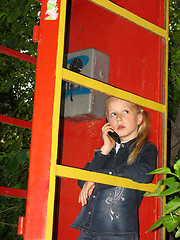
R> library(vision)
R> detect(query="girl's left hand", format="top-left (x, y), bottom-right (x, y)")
top-left (78, 181), bottom-right (95, 206)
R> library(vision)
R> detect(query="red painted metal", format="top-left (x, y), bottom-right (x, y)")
top-left (0, 45), bottom-right (37, 65)
top-left (23, 0), bottom-right (60, 239)
top-left (33, 26), bottom-right (40, 43)
top-left (0, 114), bottom-right (32, 129)
top-left (18, 217), bottom-right (26, 235)
top-left (0, 186), bottom-right (27, 199)
top-left (112, 0), bottom-right (164, 28)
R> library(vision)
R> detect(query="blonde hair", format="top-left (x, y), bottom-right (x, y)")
top-left (105, 97), bottom-right (150, 165)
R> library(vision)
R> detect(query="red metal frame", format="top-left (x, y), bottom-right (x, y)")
top-left (23, 0), bottom-right (60, 238)
top-left (0, 186), bottom-right (27, 199)
top-left (0, 115), bottom-right (32, 129)
top-left (0, 45), bottom-right (37, 65)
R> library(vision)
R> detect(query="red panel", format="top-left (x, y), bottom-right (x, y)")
top-left (67, 0), bottom-right (164, 103)
top-left (56, 0), bottom-right (164, 239)
top-left (112, 0), bottom-right (165, 28)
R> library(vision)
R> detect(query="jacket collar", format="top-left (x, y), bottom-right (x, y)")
top-left (115, 138), bottom-right (136, 151)
top-left (124, 138), bottom-right (137, 148)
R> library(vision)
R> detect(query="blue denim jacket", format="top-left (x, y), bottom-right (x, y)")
top-left (71, 139), bottom-right (157, 236)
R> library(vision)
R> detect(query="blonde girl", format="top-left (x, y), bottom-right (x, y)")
top-left (71, 97), bottom-right (157, 240)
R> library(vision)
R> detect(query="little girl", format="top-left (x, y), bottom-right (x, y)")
top-left (71, 97), bottom-right (157, 240)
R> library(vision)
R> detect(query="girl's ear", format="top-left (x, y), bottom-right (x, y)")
top-left (137, 113), bottom-right (143, 125)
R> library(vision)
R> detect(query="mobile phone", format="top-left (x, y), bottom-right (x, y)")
top-left (106, 118), bottom-right (121, 143)
top-left (108, 131), bottom-right (121, 144)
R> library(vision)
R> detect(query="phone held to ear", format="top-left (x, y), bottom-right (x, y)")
top-left (108, 131), bottom-right (121, 144)
top-left (106, 118), bottom-right (121, 144)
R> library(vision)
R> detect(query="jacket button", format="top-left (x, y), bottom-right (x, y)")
top-left (93, 195), bottom-right (96, 198)
top-left (88, 211), bottom-right (91, 215)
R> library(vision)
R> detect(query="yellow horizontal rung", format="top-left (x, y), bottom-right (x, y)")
top-left (62, 68), bottom-right (166, 113)
top-left (55, 165), bottom-right (163, 193)
top-left (90, 0), bottom-right (168, 39)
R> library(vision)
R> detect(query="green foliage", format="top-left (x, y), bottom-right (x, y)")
top-left (0, 0), bottom-right (40, 54)
top-left (144, 159), bottom-right (180, 238)
top-left (0, 196), bottom-right (26, 240)
top-left (0, 0), bottom-right (40, 239)
top-left (0, 124), bottom-right (30, 189)
top-left (168, 0), bottom-right (180, 121)
top-left (0, 0), bottom-right (40, 181)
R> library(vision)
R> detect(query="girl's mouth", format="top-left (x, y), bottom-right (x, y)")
top-left (117, 125), bottom-right (125, 130)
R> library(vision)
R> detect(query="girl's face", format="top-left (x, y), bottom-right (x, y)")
top-left (107, 98), bottom-right (143, 142)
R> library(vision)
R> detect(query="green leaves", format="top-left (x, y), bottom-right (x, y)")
top-left (148, 167), bottom-right (172, 175)
top-left (144, 180), bottom-right (163, 197)
top-left (168, 0), bottom-right (180, 121)
top-left (174, 159), bottom-right (180, 177)
top-left (0, 0), bottom-right (40, 237)
top-left (5, 149), bottom-right (29, 172)
top-left (162, 214), bottom-right (180, 233)
top-left (164, 196), bottom-right (180, 214)
top-left (146, 218), bottom-right (163, 232)
top-left (5, 156), bottom-right (19, 172)
top-left (16, 149), bottom-right (29, 163)
top-left (7, 7), bottom-right (22, 23)
top-left (145, 159), bottom-right (180, 238)
top-left (0, 196), bottom-right (26, 240)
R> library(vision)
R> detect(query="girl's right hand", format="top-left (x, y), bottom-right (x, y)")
top-left (100, 122), bottom-right (116, 155)
top-left (78, 181), bottom-right (95, 206)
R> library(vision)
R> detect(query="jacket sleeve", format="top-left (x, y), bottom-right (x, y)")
top-left (116, 142), bottom-right (157, 183)
top-left (78, 150), bottom-right (109, 188)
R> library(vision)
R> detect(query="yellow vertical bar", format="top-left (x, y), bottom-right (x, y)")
top-left (45, 0), bottom-right (67, 239)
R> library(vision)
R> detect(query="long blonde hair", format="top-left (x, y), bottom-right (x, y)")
top-left (105, 97), bottom-right (150, 165)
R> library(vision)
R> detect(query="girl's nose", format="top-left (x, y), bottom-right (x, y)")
top-left (116, 114), bottom-right (122, 120)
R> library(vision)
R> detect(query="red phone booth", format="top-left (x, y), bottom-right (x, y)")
top-left (0, 0), bottom-right (169, 239)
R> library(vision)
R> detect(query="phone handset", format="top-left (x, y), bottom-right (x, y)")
top-left (106, 118), bottom-right (121, 144)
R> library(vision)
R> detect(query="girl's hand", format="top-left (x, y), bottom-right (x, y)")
top-left (100, 122), bottom-right (115, 155)
top-left (78, 181), bottom-right (95, 206)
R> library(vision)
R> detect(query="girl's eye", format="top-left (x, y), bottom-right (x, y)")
top-left (110, 112), bottom-right (116, 117)
top-left (123, 110), bottom-right (129, 114)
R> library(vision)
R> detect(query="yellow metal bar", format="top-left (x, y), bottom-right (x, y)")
top-left (45, 0), bottom-right (67, 239)
top-left (55, 165), bottom-right (164, 193)
top-left (89, 0), bottom-right (168, 39)
top-left (62, 68), bottom-right (165, 113)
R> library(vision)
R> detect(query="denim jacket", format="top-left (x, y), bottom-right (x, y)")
top-left (71, 139), bottom-right (157, 235)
